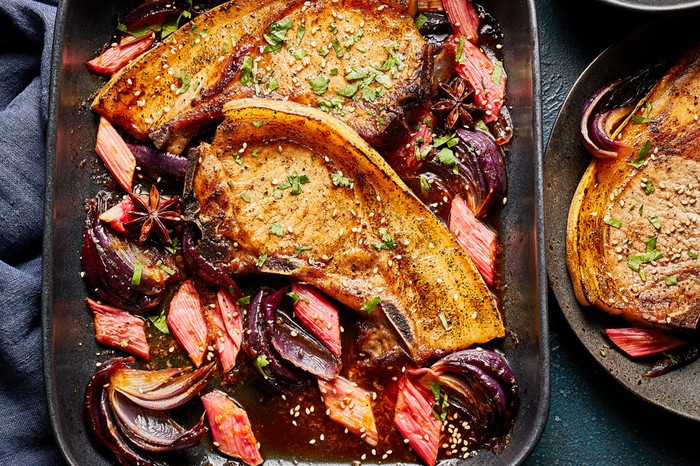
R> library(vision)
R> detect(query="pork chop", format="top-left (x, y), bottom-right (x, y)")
top-left (188, 99), bottom-right (504, 363)
top-left (92, 0), bottom-right (431, 154)
top-left (567, 47), bottom-right (700, 330)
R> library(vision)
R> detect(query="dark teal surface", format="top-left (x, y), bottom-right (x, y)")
top-left (531, 0), bottom-right (700, 464)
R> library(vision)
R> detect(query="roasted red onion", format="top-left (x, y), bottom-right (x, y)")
top-left (644, 345), bottom-right (699, 378)
top-left (82, 192), bottom-right (178, 313)
top-left (121, 0), bottom-right (189, 31)
top-left (580, 80), bottom-right (633, 160)
top-left (127, 143), bottom-right (187, 186)
top-left (182, 226), bottom-right (241, 293)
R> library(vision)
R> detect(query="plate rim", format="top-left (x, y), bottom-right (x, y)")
top-left (597, 0), bottom-right (700, 11)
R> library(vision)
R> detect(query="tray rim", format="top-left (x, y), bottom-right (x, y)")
top-left (597, 0), bottom-right (700, 11)
top-left (42, 0), bottom-right (549, 464)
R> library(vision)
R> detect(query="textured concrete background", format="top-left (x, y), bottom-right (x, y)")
top-left (529, 0), bottom-right (700, 464)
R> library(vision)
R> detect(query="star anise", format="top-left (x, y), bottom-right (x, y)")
top-left (126, 185), bottom-right (182, 245)
top-left (431, 77), bottom-right (479, 130)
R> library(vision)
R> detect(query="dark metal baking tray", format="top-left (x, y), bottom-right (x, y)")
top-left (597, 0), bottom-right (700, 11)
top-left (544, 12), bottom-right (700, 422)
top-left (42, 0), bottom-right (548, 464)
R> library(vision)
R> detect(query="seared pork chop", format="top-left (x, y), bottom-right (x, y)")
top-left (188, 99), bottom-right (504, 363)
top-left (92, 0), bottom-right (430, 154)
top-left (567, 47), bottom-right (700, 330)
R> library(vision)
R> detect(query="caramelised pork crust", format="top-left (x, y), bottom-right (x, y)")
top-left (188, 99), bottom-right (504, 364)
top-left (567, 47), bottom-right (700, 330)
top-left (92, 0), bottom-right (431, 154)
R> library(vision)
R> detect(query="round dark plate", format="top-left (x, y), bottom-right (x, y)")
top-left (544, 13), bottom-right (700, 422)
top-left (598, 0), bottom-right (700, 11)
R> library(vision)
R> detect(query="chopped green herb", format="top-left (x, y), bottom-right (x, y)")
top-left (236, 295), bottom-right (251, 305)
top-left (603, 215), bottom-right (622, 229)
top-left (665, 275), bottom-right (678, 286)
top-left (251, 148), bottom-right (259, 157)
top-left (415, 13), bottom-right (428, 29)
top-left (371, 227), bottom-right (397, 250)
top-left (375, 73), bottom-right (392, 89)
top-left (234, 154), bottom-right (244, 165)
top-left (120, 339), bottom-right (130, 348)
top-left (316, 97), bottom-right (344, 113)
top-left (629, 203), bottom-right (636, 212)
top-left (329, 23), bottom-right (338, 34)
top-left (420, 175), bottom-right (432, 192)
top-left (492, 60), bottom-right (504, 84)
top-left (631, 115), bottom-right (657, 124)
top-left (361, 296), bottom-right (381, 314)
top-left (252, 121), bottom-right (267, 128)
top-left (293, 245), bottom-right (313, 257)
top-left (646, 236), bottom-right (657, 252)
top-left (156, 261), bottom-right (175, 275)
top-left (263, 17), bottom-right (293, 53)
top-left (268, 77), bottom-right (279, 92)
top-left (639, 204), bottom-right (644, 216)
top-left (309, 75), bottom-right (330, 95)
top-left (360, 86), bottom-right (381, 102)
top-left (337, 83), bottom-right (360, 97)
top-left (429, 382), bottom-right (449, 422)
top-left (344, 28), bottom-right (364, 49)
top-left (356, 44), bottom-right (366, 53)
top-left (456, 35), bottom-right (466, 64)
top-left (294, 49), bottom-right (308, 60)
top-left (639, 270), bottom-right (646, 282)
top-left (148, 311), bottom-right (170, 334)
top-left (254, 354), bottom-right (270, 379)
top-left (286, 291), bottom-right (301, 305)
top-left (330, 68), bottom-right (339, 76)
top-left (318, 46), bottom-right (330, 56)
top-left (438, 312), bottom-right (450, 331)
top-left (435, 147), bottom-right (456, 168)
top-left (174, 72), bottom-right (190, 94)
top-left (256, 252), bottom-right (268, 267)
top-left (296, 25), bottom-right (306, 46)
top-left (131, 262), bottom-right (142, 286)
top-left (270, 222), bottom-right (284, 237)
top-left (644, 180), bottom-right (655, 195)
top-left (164, 238), bottom-right (181, 254)
top-left (287, 172), bottom-right (310, 194)
top-left (433, 133), bottom-right (459, 148)
top-left (475, 119), bottom-right (489, 132)
top-left (240, 192), bottom-right (251, 203)
top-left (330, 172), bottom-right (354, 187)
top-left (380, 46), bottom-right (405, 73)
top-left (688, 250), bottom-right (699, 259)
top-left (240, 56), bottom-right (253, 85)
top-left (629, 140), bottom-right (652, 169)
top-left (648, 215), bottom-right (661, 230)
top-left (331, 39), bottom-right (343, 57)
top-left (345, 68), bottom-right (367, 81)
top-left (189, 24), bottom-right (207, 46)
top-left (627, 249), bottom-right (663, 272)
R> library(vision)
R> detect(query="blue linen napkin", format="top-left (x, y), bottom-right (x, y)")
top-left (0, 0), bottom-right (63, 464)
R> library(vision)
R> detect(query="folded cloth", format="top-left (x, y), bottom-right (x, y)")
top-left (0, 0), bottom-right (63, 465)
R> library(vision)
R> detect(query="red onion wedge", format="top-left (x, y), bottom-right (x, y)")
top-left (127, 143), bottom-right (187, 186)
top-left (182, 226), bottom-right (241, 293)
top-left (87, 298), bottom-right (150, 360)
top-left (394, 375), bottom-right (442, 466)
top-left (110, 391), bottom-right (207, 452)
top-left (318, 376), bottom-right (378, 446)
top-left (87, 32), bottom-right (155, 76)
top-left (82, 192), bottom-right (177, 313)
top-left (449, 195), bottom-right (497, 285)
top-left (168, 280), bottom-right (208, 367)
top-left (291, 283), bottom-right (342, 358)
top-left (121, 0), bottom-right (189, 32)
top-left (442, 0), bottom-right (479, 42)
top-left (453, 37), bottom-right (506, 123)
top-left (95, 117), bottom-right (137, 192)
top-left (207, 288), bottom-right (243, 373)
top-left (605, 327), bottom-right (688, 358)
top-left (111, 362), bottom-right (214, 411)
top-left (580, 80), bottom-right (634, 160)
top-left (201, 390), bottom-right (264, 466)
top-left (644, 345), bottom-right (699, 378)
top-left (98, 195), bottom-right (135, 234)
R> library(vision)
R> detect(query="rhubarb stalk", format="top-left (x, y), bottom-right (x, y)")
top-left (168, 280), bottom-right (208, 367)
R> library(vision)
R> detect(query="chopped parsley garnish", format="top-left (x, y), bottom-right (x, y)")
top-left (316, 97), bottom-right (344, 114)
top-left (648, 215), bottom-right (661, 230)
top-left (329, 23), bottom-right (338, 34)
top-left (164, 238), bottom-right (181, 254)
top-left (330, 172), bottom-right (354, 187)
top-left (420, 175), bottom-right (432, 192)
top-left (268, 77), bottom-right (279, 92)
top-left (234, 154), bottom-right (244, 165)
top-left (240, 56), bottom-right (253, 85)
top-left (296, 25), bottom-right (306, 46)
top-left (331, 39), bottom-right (344, 57)
top-left (294, 49), bottom-right (308, 60)
top-left (360, 86), bottom-right (381, 102)
top-left (263, 17), bottom-right (293, 53)
top-left (318, 46), bottom-right (330, 56)
top-left (361, 296), bottom-right (381, 314)
top-left (276, 172), bottom-right (310, 196)
top-left (256, 252), bottom-right (268, 267)
top-left (356, 44), bottom-right (366, 53)
top-left (131, 262), bottom-right (142, 286)
top-left (337, 83), bottom-right (360, 97)
top-left (330, 68), bottom-right (339, 76)
top-left (689, 250), bottom-right (699, 259)
top-left (344, 28), bottom-right (364, 49)
top-left (433, 133), bottom-right (459, 148)
top-left (148, 311), bottom-right (170, 334)
top-left (380, 46), bottom-right (405, 73)
top-left (120, 339), bottom-right (130, 348)
top-left (438, 312), bottom-right (450, 331)
top-left (236, 295), bottom-right (251, 305)
top-left (174, 72), bottom-right (190, 94)
top-left (475, 119), bottom-right (489, 132)
top-left (456, 35), bottom-right (466, 64)
top-left (270, 222), bottom-right (284, 237)
top-left (251, 148), bottom-right (259, 157)
top-left (345, 68), bottom-right (367, 81)
top-left (603, 215), bottom-right (622, 229)
top-left (644, 180), bottom-right (655, 195)
top-left (435, 147), bottom-right (457, 170)
top-left (371, 227), bottom-right (397, 250)
top-left (646, 236), bottom-right (657, 252)
top-left (189, 24), bottom-right (207, 46)
top-left (629, 140), bottom-right (651, 169)
top-left (240, 192), bottom-right (251, 203)
top-left (627, 249), bottom-right (662, 272)
top-left (492, 60), bottom-right (504, 84)
top-left (429, 382), bottom-right (449, 422)
top-left (254, 354), bottom-right (270, 379)
top-left (415, 13), bottom-right (428, 29)
top-left (631, 115), bottom-right (656, 124)
top-left (665, 275), bottom-right (678, 286)
top-left (286, 291), bottom-right (301, 305)
top-left (156, 261), bottom-right (175, 275)
top-left (639, 204), bottom-right (644, 216)
top-left (309, 75), bottom-right (330, 95)
top-left (252, 121), bottom-right (267, 128)
top-left (293, 245), bottom-right (313, 257)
